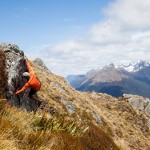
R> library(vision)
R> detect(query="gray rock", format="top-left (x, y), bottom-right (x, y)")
top-left (0, 43), bottom-right (40, 111)
top-left (33, 58), bottom-right (49, 71)
top-left (50, 81), bottom-right (68, 94)
top-left (145, 101), bottom-right (150, 116)
top-left (59, 98), bottom-right (76, 114)
top-left (0, 49), bottom-right (7, 96)
top-left (92, 112), bottom-right (103, 124)
top-left (10, 44), bottom-right (19, 51)
top-left (123, 94), bottom-right (150, 116)
top-left (147, 119), bottom-right (150, 129)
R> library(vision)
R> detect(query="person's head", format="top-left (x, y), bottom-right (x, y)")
top-left (22, 72), bottom-right (30, 80)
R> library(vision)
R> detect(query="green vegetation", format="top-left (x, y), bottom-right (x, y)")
top-left (32, 115), bottom-right (89, 137)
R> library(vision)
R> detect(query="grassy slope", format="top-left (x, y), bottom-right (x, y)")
top-left (33, 61), bottom-right (150, 149)
top-left (0, 61), bottom-right (150, 150)
top-left (0, 99), bottom-right (119, 150)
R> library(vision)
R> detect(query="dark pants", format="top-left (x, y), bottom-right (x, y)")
top-left (29, 89), bottom-right (37, 97)
top-left (28, 89), bottom-right (41, 107)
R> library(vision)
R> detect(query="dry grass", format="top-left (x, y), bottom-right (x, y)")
top-left (0, 100), bottom-right (68, 149)
top-left (86, 94), bottom-right (150, 150)
top-left (0, 98), bottom-right (120, 150)
top-left (29, 61), bottom-right (150, 149)
top-left (117, 139), bottom-right (130, 150)
top-left (1, 59), bottom-right (149, 149)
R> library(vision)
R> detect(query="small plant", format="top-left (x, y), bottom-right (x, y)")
top-left (32, 115), bottom-right (89, 137)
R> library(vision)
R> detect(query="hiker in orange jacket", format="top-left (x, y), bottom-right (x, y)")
top-left (14, 60), bottom-right (41, 101)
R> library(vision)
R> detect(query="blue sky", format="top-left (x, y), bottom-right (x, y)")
top-left (1, 0), bottom-right (150, 76)
top-left (0, 0), bottom-right (111, 50)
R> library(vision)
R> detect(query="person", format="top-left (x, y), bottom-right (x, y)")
top-left (14, 59), bottom-right (41, 102)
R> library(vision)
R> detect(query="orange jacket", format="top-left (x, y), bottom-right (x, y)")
top-left (16, 60), bottom-right (41, 95)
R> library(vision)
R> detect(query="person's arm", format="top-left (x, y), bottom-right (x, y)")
top-left (26, 60), bottom-right (34, 76)
top-left (15, 82), bottom-right (29, 95)
top-left (15, 61), bottom-right (34, 95)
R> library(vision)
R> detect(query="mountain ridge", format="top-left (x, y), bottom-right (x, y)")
top-left (67, 60), bottom-right (150, 98)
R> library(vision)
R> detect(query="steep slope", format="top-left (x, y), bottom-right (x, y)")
top-left (31, 60), bottom-right (150, 150)
top-left (67, 64), bottom-right (128, 90)
top-left (83, 64), bottom-right (128, 84)
top-left (0, 44), bottom-right (150, 149)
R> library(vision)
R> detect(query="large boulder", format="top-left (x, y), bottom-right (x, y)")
top-left (123, 94), bottom-right (150, 116)
top-left (0, 43), bottom-right (40, 111)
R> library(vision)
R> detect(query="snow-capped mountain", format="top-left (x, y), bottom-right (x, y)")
top-left (87, 61), bottom-right (150, 74)
top-left (85, 60), bottom-right (150, 77)
top-left (119, 60), bottom-right (150, 72)
top-left (66, 60), bottom-right (150, 98)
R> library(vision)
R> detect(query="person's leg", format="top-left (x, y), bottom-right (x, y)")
top-left (28, 89), bottom-right (42, 106)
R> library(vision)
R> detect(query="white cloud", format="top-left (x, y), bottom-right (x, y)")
top-left (28, 0), bottom-right (150, 76)
top-left (104, 0), bottom-right (150, 30)
top-left (89, 20), bottom-right (130, 44)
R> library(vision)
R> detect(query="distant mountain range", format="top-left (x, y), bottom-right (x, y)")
top-left (66, 60), bottom-right (150, 98)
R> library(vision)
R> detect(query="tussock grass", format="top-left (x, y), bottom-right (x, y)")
top-left (32, 115), bottom-right (89, 137)
top-left (0, 99), bottom-right (120, 150)
top-left (0, 99), bottom-right (89, 150)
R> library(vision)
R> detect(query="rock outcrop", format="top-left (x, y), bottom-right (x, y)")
top-left (33, 58), bottom-right (49, 71)
top-left (123, 94), bottom-right (150, 116)
top-left (0, 43), bottom-right (40, 111)
top-left (0, 49), bottom-right (7, 98)
top-left (123, 94), bottom-right (150, 129)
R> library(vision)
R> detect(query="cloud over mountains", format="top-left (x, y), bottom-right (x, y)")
top-left (29, 0), bottom-right (150, 76)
